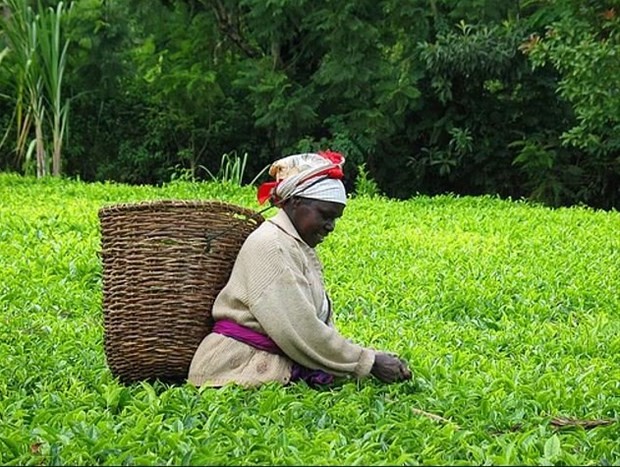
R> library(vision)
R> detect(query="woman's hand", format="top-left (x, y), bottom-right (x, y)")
top-left (371, 352), bottom-right (412, 383)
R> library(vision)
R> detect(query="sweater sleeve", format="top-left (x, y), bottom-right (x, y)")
top-left (245, 241), bottom-right (375, 378)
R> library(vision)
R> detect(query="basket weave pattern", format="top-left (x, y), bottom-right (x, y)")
top-left (99, 200), bottom-right (264, 384)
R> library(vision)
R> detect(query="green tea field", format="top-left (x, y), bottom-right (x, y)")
top-left (1, 173), bottom-right (619, 465)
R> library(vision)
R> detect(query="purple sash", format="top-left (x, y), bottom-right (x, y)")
top-left (212, 319), bottom-right (334, 386)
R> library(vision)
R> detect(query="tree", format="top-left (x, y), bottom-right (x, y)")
top-left (525, 1), bottom-right (620, 208)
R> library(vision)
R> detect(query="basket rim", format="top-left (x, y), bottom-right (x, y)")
top-left (98, 199), bottom-right (262, 217)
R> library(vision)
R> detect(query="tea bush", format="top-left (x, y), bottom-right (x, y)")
top-left (0, 173), bottom-right (619, 465)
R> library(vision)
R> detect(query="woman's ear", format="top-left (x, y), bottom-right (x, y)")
top-left (289, 197), bottom-right (302, 210)
top-left (281, 197), bottom-right (297, 216)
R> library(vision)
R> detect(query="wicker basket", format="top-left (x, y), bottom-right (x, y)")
top-left (99, 200), bottom-right (264, 384)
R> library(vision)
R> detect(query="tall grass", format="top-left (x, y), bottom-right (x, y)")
top-left (0, 173), bottom-right (619, 465)
top-left (200, 151), bottom-right (270, 186)
top-left (0, 0), bottom-right (42, 174)
top-left (37, 1), bottom-right (70, 176)
top-left (0, 0), bottom-right (70, 177)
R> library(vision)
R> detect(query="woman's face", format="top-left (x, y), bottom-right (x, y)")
top-left (287, 197), bottom-right (345, 247)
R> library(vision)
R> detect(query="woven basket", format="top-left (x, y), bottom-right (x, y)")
top-left (99, 200), bottom-right (264, 384)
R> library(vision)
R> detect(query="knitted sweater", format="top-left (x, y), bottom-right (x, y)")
top-left (187, 209), bottom-right (375, 387)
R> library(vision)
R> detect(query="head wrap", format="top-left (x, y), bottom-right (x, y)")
top-left (257, 151), bottom-right (347, 206)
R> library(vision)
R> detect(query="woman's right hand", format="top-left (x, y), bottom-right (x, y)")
top-left (371, 352), bottom-right (412, 383)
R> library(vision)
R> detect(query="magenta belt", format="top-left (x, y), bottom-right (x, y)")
top-left (213, 319), bottom-right (334, 386)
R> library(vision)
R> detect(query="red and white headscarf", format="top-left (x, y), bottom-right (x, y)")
top-left (257, 150), bottom-right (347, 206)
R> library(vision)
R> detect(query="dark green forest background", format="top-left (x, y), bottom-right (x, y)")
top-left (1, 0), bottom-right (619, 209)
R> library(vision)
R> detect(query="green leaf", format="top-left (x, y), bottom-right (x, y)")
top-left (0, 436), bottom-right (20, 457)
top-left (544, 434), bottom-right (561, 460)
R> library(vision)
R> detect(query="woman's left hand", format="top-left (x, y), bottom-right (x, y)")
top-left (371, 352), bottom-right (412, 383)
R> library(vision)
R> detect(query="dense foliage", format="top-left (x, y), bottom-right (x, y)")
top-left (1, 0), bottom-right (619, 209)
top-left (0, 174), bottom-right (619, 465)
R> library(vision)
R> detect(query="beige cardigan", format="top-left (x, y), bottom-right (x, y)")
top-left (187, 209), bottom-right (375, 387)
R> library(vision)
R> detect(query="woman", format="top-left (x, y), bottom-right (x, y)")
top-left (188, 151), bottom-right (411, 388)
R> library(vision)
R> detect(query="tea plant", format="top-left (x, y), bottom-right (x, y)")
top-left (353, 163), bottom-right (381, 198)
top-left (0, 173), bottom-right (619, 465)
